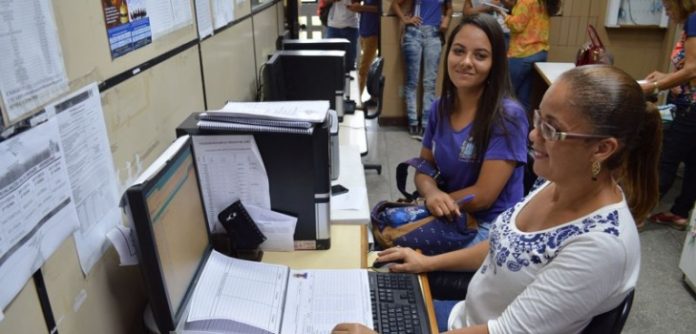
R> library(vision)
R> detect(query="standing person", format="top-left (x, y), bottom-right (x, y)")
top-left (326, 0), bottom-right (360, 71)
top-left (348, 0), bottom-right (381, 99)
top-left (333, 64), bottom-right (662, 334)
top-left (415, 14), bottom-right (528, 251)
top-left (392, 0), bottom-right (453, 139)
top-left (463, 0), bottom-right (515, 50)
top-left (495, 0), bottom-right (560, 111)
top-left (640, 0), bottom-right (696, 231)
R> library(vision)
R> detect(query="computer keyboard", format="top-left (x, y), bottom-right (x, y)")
top-left (369, 272), bottom-right (431, 334)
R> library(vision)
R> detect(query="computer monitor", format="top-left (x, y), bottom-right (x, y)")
top-left (262, 50), bottom-right (345, 112)
top-left (282, 38), bottom-right (351, 73)
top-left (124, 136), bottom-right (211, 334)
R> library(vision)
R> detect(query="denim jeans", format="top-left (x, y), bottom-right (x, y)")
top-left (434, 299), bottom-right (459, 332)
top-left (402, 25), bottom-right (442, 127)
top-left (660, 107), bottom-right (696, 217)
top-left (326, 26), bottom-right (359, 71)
top-left (469, 220), bottom-right (492, 246)
top-left (509, 50), bottom-right (548, 111)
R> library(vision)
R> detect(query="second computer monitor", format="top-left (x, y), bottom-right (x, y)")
top-left (282, 38), bottom-right (351, 73)
top-left (263, 50), bottom-right (345, 111)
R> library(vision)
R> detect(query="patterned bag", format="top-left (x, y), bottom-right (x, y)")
top-left (370, 158), bottom-right (478, 255)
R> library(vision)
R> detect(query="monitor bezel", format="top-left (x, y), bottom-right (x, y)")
top-left (125, 137), bottom-right (213, 334)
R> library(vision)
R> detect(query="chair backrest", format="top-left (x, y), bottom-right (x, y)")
top-left (364, 57), bottom-right (384, 120)
top-left (581, 289), bottom-right (635, 334)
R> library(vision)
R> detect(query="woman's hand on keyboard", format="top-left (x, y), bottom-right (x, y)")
top-left (377, 246), bottom-right (433, 273)
top-left (332, 323), bottom-right (377, 334)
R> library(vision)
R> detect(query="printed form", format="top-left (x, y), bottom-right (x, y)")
top-left (192, 135), bottom-right (271, 232)
top-left (281, 269), bottom-right (373, 334)
top-left (46, 83), bottom-right (121, 274)
top-left (0, 119), bottom-right (79, 312)
top-left (186, 250), bottom-right (288, 333)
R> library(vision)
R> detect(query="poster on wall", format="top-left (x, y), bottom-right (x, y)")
top-left (0, 0), bottom-right (69, 124)
top-left (101, 0), bottom-right (152, 59)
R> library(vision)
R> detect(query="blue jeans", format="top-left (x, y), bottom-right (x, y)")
top-left (434, 299), bottom-right (459, 332)
top-left (469, 220), bottom-right (491, 246)
top-left (509, 50), bottom-right (548, 111)
top-left (660, 107), bottom-right (696, 217)
top-left (326, 26), bottom-right (359, 71)
top-left (402, 25), bottom-right (442, 127)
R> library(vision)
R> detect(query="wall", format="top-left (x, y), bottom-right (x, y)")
top-left (0, 1), bottom-right (284, 333)
top-left (380, 0), bottom-right (675, 124)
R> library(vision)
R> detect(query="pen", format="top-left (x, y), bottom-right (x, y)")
top-left (456, 194), bottom-right (475, 206)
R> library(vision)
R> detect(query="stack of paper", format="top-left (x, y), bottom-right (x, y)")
top-left (197, 101), bottom-right (330, 135)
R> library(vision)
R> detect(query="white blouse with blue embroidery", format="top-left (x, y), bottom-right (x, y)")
top-left (448, 181), bottom-right (640, 334)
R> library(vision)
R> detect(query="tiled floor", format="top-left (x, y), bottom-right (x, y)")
top-left (360, 119), bottom-right (696, 333)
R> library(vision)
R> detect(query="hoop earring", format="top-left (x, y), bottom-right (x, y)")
top-left (591, 161), bottom-right (601, 181)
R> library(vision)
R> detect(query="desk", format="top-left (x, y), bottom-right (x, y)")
top-left (331, 144), bottom-right (370, 225)
top-left (531, 62), bottom-right (575, 110)
top-left (534, 62), bottom-right (575, 85)
top-left (339, 110), bottom-right (368, 155)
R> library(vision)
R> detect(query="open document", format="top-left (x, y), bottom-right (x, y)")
top-left (185, 251), bottom-right (373, 334)
top-left (192, 135), bottom-right (271, 232)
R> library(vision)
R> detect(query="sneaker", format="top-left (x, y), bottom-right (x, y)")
top-left (409, 126), bottom-right (422, 141)
top-left (649, 212), bottom-right (688, 231)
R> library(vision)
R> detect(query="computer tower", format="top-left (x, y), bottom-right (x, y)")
top-left (282, 38), bottom-right (351, 72)
top-left (176, 113), bottom-right (331, 250)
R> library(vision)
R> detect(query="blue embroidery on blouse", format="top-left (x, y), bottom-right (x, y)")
top-left (485, 204), bottom-right (622, 274)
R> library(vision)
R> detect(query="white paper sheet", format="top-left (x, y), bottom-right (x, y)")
top-left (220, 101), bottom-right (330, 123)
top-left (0, 0), bottom-right (69, 122)
top-left (194, 0), bottom-right (214, 39)
top-left (0, 118), bottom-right (80, 312)
top-left (106, 224), bottom-right (139, 266)
top-left (191, 135), bottom-right (271, 232)
top-left (245, 204), bottom-right (297, 252)
top-left (211, 0), bottom-right (235, 29)
top-left (186, 251), bottom-right (287, 333)
top-left (146, 0), bottom-right (194, 40)
top-left (281, 269), bottom-right (373, 334)
top-left (331, 185), bottom-right (367, 210)
top-left (43, 83), bottom-right (121, 274)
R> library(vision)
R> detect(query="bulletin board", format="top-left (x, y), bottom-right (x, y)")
top-left (605, 0), bottom-right (669, 27)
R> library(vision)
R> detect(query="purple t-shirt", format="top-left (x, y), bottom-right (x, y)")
top-left (422, 98), bottom-right (529, 223)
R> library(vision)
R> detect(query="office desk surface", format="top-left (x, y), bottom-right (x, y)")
top-left (331, 144), bottom-right (370, 225)
top-left (262, 224), bottom-right (368, 269)
top-left (534, 62), bottom-right (575, 85)
top-left (339, 110), bottom-right (368, 155)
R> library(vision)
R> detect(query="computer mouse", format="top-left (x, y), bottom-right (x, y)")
top-left (372, 259), bottom-right (405, 272)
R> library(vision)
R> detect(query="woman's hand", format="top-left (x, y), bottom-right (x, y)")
top-left (376, 247), bottom-right (434, 273)
top-left (403, 15), bottom-right (423, 26)
top-left (645, 71), bottom-right (667, 83)
top-left (332, 323), bottom-right (377, 334)
top-left (425, 190), bottom-right (461, 221)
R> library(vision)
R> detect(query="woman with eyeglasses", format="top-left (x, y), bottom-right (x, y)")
top-left (332, 65), bottom-right (661, 333)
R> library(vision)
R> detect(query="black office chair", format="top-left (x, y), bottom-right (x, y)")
top-left (362, 57), bottom-right (384, 174)
top-left (581, 289), bottom-right (635, 334)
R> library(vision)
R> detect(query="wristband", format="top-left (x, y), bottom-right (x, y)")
top-left (652, 81), bottom-right (660, 95)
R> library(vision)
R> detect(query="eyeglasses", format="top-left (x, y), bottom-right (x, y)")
top-left (533, 109), bottom-right (609, 141)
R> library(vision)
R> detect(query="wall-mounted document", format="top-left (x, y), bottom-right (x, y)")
top-left (45, 83), bottom-right (121, 274)
top-left (192, 135), bottom-right (271, 232)
top-left (100, 0), bottom-right (153, 59)
top-left (212, 0), bottom-right (235, 29)
top-left (0, 0), bottom-right (69, 123)
top-left (147, 0), bottom-right (194, 40)
top-left (0, 118), bottom-right (80, 313)
top-left (194, 0), bottom-right (214, 39)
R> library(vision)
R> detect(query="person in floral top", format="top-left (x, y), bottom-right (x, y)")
top-left (333, 65), bottom-right (662, 334)
top-left (640, 0), bottom-right (696, 231)
top-left (495, 0), bottom-right (560, 111)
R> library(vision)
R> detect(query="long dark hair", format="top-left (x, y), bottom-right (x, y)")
top-left (541, 0), bottom-right (561, 16)
top-left (438, 14), bottom-right (514, 163)
top-left (560, 65), bottom-right (662, 222)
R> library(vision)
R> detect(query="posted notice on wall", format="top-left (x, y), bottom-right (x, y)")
top-left (45, 83), bottom-right (121, 274)
top-left (0, 0), bottom-right (69, 123)
top-left (101, 0), bottom-right (153, 59)
top-left (0, 119), bottom-right (80, 314)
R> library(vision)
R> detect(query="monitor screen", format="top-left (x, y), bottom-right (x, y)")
top-left (126, 137), bottom-right (210, 333)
